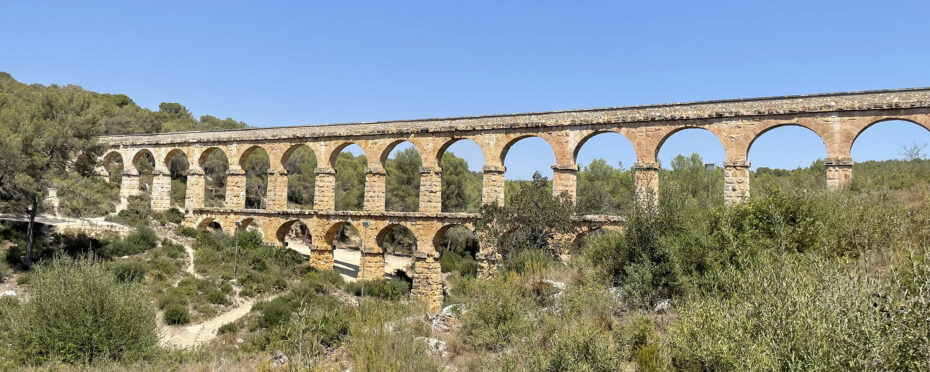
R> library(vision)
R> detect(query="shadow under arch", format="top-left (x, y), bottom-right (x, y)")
top-left (376, 223), bottom-right (418, 255)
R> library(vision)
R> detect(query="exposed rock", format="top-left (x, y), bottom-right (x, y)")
top-left (416, 336), bottom-right (447, 358)
top-left (1, 290), bottom-right (15, 297)
top-left (270, 350), bottom-right (289, 368)
top-left (654, 299), bottom-right (672, 314)
top-left (430, 304), bottom-right (465, 332)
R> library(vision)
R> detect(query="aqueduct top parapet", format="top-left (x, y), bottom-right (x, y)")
top-left (101, 87), bottom-right (930, 147)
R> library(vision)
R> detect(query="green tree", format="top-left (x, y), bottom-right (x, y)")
top-left (385, 147), bottom-right (421, 212)
top-left (477, 172), bottom-right (574, 258)
top-left (440, 152), bottom-right (482, 213)
top-left (285, 146), bottom-right (317, 208)
top-left (335, 152), bottom-right (366, 211)
top-left (576, 158), bottom-right (634, 215)
top-left (0, 85), bottom-right (104, 267)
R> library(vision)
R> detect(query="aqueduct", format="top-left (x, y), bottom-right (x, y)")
top-left (98, 88), bottom-right (930, 311)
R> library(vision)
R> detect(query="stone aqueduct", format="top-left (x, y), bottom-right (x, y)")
top-left (98, 88), bottom-right (930, 311)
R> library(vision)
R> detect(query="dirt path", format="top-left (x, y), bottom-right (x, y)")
top-left (159, 295), bottom-right (268, 348)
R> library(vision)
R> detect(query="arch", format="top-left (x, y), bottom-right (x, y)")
top-left (747, 124), bottom-right (828, 159)
top-left (200, 147), bottom-right (230, 207)
top-left (131, 149), bottom-right (155, 171)
top-left (165, 149), bottom-right (190, 207)
top-left (332, 143), bottom-right (367, 211)
top-left (500, 134), bottom-right (559, 166)
top-left (102, 151), bottom-right (125, 183)
top-left (502, 135), bottom-right (558, 180)
top-left (850, 118), bottom-right (930, 159)
top-left (432, 223), bottom-right (478, 255)
top-left (437, 138), bottom-right (487, 167)
top-left (572, 130), bottom-right (638, 165)
top-left (237, 217), bottom-right (258, 232)
top-left (376, 223), bottom-right (418, 255)
top-left (329, 142), bottom-right (366, 168)
top-left (198, 147), bottom-right (227, 167)
top-left (163, 148), bottom-right (187, 167)
top-left (574, 131), bottom-right (637, 215)
top-left (655, 127), bottom-right (727, 164)
top-left (275, 219), bottom-right (311, 247)
top-left (282, 144), bottom-right (318, 209)
top-left (380, 139), bottom-right (422, 168)
top-left (438, 138), bottom-right (485, 213)
top-left (196, 217), bottom-right (220, 231)
top-left (241, 147), bottom-right (270, 209)
top-left (323, 221), bottom-right (361, 247)
top-left (383, 141), bottom-right (422, 212)
top-left (656, 127), bottom-right (726, 167)
top-left (238, 145), bottom-right (267, 169)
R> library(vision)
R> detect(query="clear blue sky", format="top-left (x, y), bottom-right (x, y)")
top-left (3, 1), bottom-right (930, 179)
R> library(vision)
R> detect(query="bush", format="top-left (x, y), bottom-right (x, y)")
top-left (461, 277), bottom-right (532, 351)
top-left (176, 225), bottom-right (198, 238)
top-left (112, 261), bottom-right (146, 282)
top-left (668, 253), bottom-right (922, 370)
top-left (501, 248), bottom-right (556, 275)
top-left (526, 322), bottom-right (626, 372)
top-left (257, 298), bottom-right (294, 329)
top-left (440, 250), bottom-right (478, 276)
top-left (101, 225), bottom-right (158, 258)
top-left (163, 302), bottom-right (191, 325)
top-left (217, 322), bottom-right (238, 335)
top-left (7, 255), bottom-right (157, 364)
top-left (161, 208), bottom-right (185, 224)
top-left (344, 278), bottom-right (410, 300)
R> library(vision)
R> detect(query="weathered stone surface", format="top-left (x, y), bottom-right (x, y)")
top-left (97, 88), bottom-right (930, 312)
top-left (724, 161), bottom-right (751, 205)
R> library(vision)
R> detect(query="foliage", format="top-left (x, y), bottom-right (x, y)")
top-left (56, 174), bottom-right (119, 217)
top-left (441, 152), bottom-right (482, 212)
top-left (112, 261), bottom-right (146, 282)
top-left (478, 172), bottom-right (574, 259)
top-left (163, 302), bottom-right (191, 325)
top-left (458, 276), bottom-right (532, 351)
top-left (101, 225), bottom-right (158, 258)
top-left (334, 152), bottom-right (366, 211)
top-left (385, 147), bottom-right (421, 212)
top-left (344, 277), bottom-right (411, 300)
top-left (669, 252), bottom-right (928, 370)
top-left (244, 148), bottom-right (269, 209)
top-left (285, 145), bottom-right (317, 208)
top-left (576, 158), bottom-right (635, 215)
top-left (2, 255), bottom-right (157, 364)
top-left (440, 250), bottom-right (478, 276)
top-left (346, 300), bottom-right (443, 372)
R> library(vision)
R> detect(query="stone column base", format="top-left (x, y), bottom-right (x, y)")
top-left (412, 252), bottom-right (443, 313)
top-left (310, 248), bottom-right (334, 271)
top-left (723, 161), bottom-right (750, 205)
top-left (551, 164), bottom-right (578, 203)
top-left (359, 250), bottom-right (385, 281)
top-left (825, 157), bottom-right (853, 190)
top-left (476, 251), bottom-right (500, 279)
top-left (482, 165), bottom-right (506, 206)
top-left (633, 163), bottom-right (659, 207)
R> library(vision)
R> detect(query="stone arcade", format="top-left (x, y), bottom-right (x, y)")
top-left (98, 88), bottom-right (930, 312)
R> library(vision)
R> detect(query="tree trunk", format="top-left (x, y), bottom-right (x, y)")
top-left (25, 195), bottom-right (38, 268)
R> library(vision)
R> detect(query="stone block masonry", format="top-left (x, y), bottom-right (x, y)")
top-left (97, 87), bottom-right (930, 312)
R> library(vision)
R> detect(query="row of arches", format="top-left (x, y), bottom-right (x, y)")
top-left (101, 117), bottom-right (930, 213)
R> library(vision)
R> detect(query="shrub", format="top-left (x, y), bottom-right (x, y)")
top-left (112, 261), bottom-right (146, 282)
top-left (461, 277), bottom-right (532, 351)
top-left (101, 225), bottom-right (158, 258)
top-left (176, 225), bottom-right (198, 238)
top-left (501, 248), bottom-right (556, 275)
top-left (440, 250), bottom-right (478, 276)
top-left (257, 298), bottom-right (294, 328)
top-left (217, 322), bottom-right (238, 335)
top-left (7, 255), bottom-right (157, 364)
top-left (526, 322), bottom-right (626, 371)
top-left (163, 302), bottom-right (191, 325)
top-left (345, 278), bottom-right (410, 300)
top-left (162, 208), bottom-right (185, 224)
top-left (668, 253), bottom-right (907, 370)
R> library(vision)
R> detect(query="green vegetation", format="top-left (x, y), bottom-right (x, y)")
top-left (0, 255), bottom-right (157, 366)
top-left (0, 72), bottom-right (928, 370)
